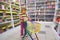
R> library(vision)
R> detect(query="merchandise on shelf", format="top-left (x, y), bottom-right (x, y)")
top-left (55, 1), bottom-right (60, 23)
top-left (57, 11), bottom-right (60, 15)
top-left (0, 13), bottom-right (3, 16)
top-left (0, 5), bottom-right (5, 9)
top-left (58, 4), bottom-right (60, 8)
top-left (56, 17), bottom-right (60, 22)
top-left (0, 0), bottom-right (20, 34)
top-left (31, 18), bottom-right (35, 21)
top-left (0, 23), bottom-right (8, 34)
top-left (0, 17), bottom-right (3, 22)
top-left (39, 19), bottom-right (44, 21)
top-left (0, 12), bottom-right (4, 22)
top-left (6, 23), bottom-right (12, 29)
top-left (27, 0), bottom-right (56, 21)
top-left (14, 21), bottom-right (20, 27)
top-left (28, 0), bottom-right (35, 3)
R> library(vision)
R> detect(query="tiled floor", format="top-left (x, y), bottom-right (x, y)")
top-left (0, 23), bottom-right (59, 40)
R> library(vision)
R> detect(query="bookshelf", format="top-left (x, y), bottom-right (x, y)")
top-left (26, 0), bottom-right (56, 22)
top-left (0, 0), bottom-right (20, 34)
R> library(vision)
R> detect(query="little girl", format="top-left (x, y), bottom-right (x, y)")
top-left (20, 7), bottom-right (28, 37)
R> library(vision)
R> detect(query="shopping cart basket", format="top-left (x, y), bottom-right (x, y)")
top-left (22, 21), bottom-right (41, 40)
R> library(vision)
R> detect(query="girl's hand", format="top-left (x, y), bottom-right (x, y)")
top-left (28, 18), bottom-right (31, 21)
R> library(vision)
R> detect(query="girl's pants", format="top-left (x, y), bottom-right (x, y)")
top-left (21, 21), bottom-right (33, 40)
top-left (23, 30), bottom-right (33, 40)
top-left (21, 21), bottom-right (27, 36)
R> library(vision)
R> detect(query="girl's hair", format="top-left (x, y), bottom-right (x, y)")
top-left (21, 7), bottom-right (26, 13)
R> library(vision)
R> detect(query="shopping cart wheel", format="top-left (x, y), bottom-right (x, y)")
top-left (35, 33), bottom-right (39, 40)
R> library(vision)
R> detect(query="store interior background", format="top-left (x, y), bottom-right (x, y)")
top-left (0, 0), bottom-right (60, 40)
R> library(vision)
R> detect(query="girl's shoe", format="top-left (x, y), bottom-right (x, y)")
top-left (25, 35), bottom-right (28, 37)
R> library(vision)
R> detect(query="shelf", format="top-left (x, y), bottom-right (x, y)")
top-left (0, 16), bottom-right (3, 17)
top-left (36, 1), bottom-right (46, 3)
top-left (0, 9), bottom-right (8, 11)
top-left (45, 11), bottom-right (55, 13)
top-left (46, 8), bottom-right (55, 9)
top-left (0, 13), bottom-right (3, 16)
top-left (38, 18), bottom-right (45, 19)
top-left (58, 2), bottom-right (60, 4)
top-left (0, 1), bottom-right (8, 5)
top-left (4, 15), bottom-right (10, 17)
top-left (56, 15), bottom-right (60, 16)
top-left (45, 19), bottom-right (53, 21)
top-left (13, 15), bottom-right (19, 16)
top-left (2, 26), bottom-right (6, 29)
top-left (46, 7), bottom-right (55, 9)
top-left (0, 0), bottom-right (20, 34)
top-left (39, 19), bottom-right (45, 21)
top-left (15, 22), bottom-right (20, 25)
top-left (6, 18), bottom-right (11, 19)
top-left (8, 24), bottom-right (12, 28)
top-left (28, 8), bottom-right (35, 10)
top-left (27, 4), bottom-right (35, 6)
top-left (48, 0), bottom-right (56, 2)
top-left (28, 2), bottom-right (35, 4)
top-left (57, 8), bottom-right (60, 10)
top-left (5, 16), bottom-right (8, 18)
top-left (15, 2), bottom-right (19, 5)
top-left (12, 12), bottom-right (17, 14)
top-left (6, 11), bottom-right (17, 14)
top-left (0, 11), bottom-right (4, 13)
top-left (45, 13), bottom-right (55, 15)
top-left (31, 19), bottom-right (35, 21)
top-left (14, 19), bottom-right (20, 22)
top-left (0, 21), bottom-right (11, 24)
top-left (26, 0), bottom-right (55, 22)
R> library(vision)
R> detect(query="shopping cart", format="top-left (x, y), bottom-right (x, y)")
top-left (22, 21), bottom-right (41, 40)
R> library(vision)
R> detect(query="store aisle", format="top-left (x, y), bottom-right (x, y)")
top-left (0, 24), bottom-right (58, 40)
top-left (0, 26), bottom-right (20, 40)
